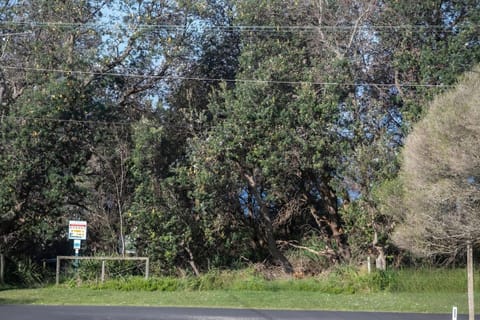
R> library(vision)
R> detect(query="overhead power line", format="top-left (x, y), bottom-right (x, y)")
top-left (0, 31), bottom-right (32, 37)
top-left (3, 115), bottom-right (134, 127)
top-left (0, 20), bottom-right (473, 32)
top-left (1, 116), bottom-right (210, 133)
top-left (1, 65), bottom-right (453, 88)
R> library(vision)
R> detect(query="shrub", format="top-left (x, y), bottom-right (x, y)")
top-left (9, 257), bottom-right (44, 286)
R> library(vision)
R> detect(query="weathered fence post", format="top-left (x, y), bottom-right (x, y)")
top-left (145, 257), bottom-right (149, 280)
top-left (467, 241), bottom-right (474, 320)
top-left (0, 253), bottom-right (4, 284)
top-left (56, 256), bottom-right (60, 285)
top-left (101, 260), bottom-right (106, 283)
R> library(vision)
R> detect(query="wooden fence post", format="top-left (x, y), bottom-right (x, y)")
top-left (145, 257), bottom-right (149, 280)
top-left (0, 253), bottom-right (4, 284)
top-left (467, 241), bottom-right (474, 320)
top-left (56, 256), bottom-right (60, 285)
top-left (101, 260), bottom-right (105, 283)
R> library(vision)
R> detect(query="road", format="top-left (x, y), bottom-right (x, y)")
top-left (0, 305), bottom-right (464, 320)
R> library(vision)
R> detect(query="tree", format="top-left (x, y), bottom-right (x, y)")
top-left (2, 0), bottom-right (480, 277)
top-left (79, 124), bottom-right (135, 256)
top-left (394, 66), bottom-right (479, 320)
top-left (126, 1), bottom-right (246, 274)
top-left (0, 79), bottom-right (96, 259)
top-left (186, 0), bottom-right (363, 272)
top-left (376, 0), bottom-right (480, 122)
top-left (339, 0), bottom-right (480, 266)
top-left (0, 0), bottom-right (217, 261)
top-left (393, 67), bottom-right (480, 258)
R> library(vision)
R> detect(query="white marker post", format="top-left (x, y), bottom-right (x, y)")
top-left (452, 306), bottom-right (457, 320)
top-left (73, 239), bottom-right (81, 267)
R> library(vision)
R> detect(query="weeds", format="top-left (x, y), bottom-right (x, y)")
top-left (8, 257), bottom-right (44, 287)
top-left (75, 266), bottom-right (402, 293)
top-left (54, 265), bottom-right (477, 295)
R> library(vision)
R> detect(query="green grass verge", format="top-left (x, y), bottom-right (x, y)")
top-left (58, 267), bottom-right (402, 293)
top-left (0, 268), bottom-right (476, 314)
top-left (0, 287), bottom-right (475, 314)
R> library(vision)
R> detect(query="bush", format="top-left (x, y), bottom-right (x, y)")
top-left (8, 257), bottom-right (44, 286)
top-left (67, 266), bottom-right (471, 294)
top-left (365, 270), bottom-right (399, 292)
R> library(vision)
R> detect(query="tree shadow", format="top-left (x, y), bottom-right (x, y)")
top-left (0, 297), bottom-right (38, 304)
top-left (0, 286), bottom-right (38, 304)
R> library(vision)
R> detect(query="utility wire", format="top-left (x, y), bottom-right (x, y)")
top-left (1, 116), bottom-right (214, 133)
top-left (1, 65), bottom-right (453, 88)
top-left (2, 115), bottom-right (210, 130)
top-left (3, 116), bottom-right (135, 127)
top-left (0, 31), bottom-right (32, 36)
top-left (0, 20), bottom-right (473, 32)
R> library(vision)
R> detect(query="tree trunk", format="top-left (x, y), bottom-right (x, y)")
top-left (244, 172), bottom-right (293, 274)
top-left (375, 247), bottom-right (386, 271)
top-left (185, 246), bottom-right (200, 277)
top-left (373, 230), bottom-right (386, 270)
top-left (319, 183), bottom-right (351, 262)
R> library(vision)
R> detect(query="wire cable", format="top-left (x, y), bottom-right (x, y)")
top-left (2, 116), bottom-right (135, 127)
top-left (0, 31), bottom-right (32, 36)
top-left (1, 65), bottom-right (453, 88)
top-left (0, 20), bottom-right (473, 32)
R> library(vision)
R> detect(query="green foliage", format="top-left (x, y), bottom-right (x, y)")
top-left (394, 268), bottom-right (473, 293)
top-left (379, 0), bottom-right (480, 122)
top-left (75, 260), bottom-right (103, 282)
top-left (7, 257), bottom-right (44, 287)
top-left (341, 202), bottom-right (374, 258)
top-left (72, 267), bottom-right (383, 293)
top-left (0, 78), bottom-right (95, 260)
top-left (2, 0), bottom-right (480, 278)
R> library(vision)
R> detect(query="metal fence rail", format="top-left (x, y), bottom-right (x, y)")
top-left (55, 256), bottom-right (149, 285)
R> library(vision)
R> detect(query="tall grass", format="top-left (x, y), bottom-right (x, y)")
top-left (70, 266), bottom-right (473, 294)
top-left (394, 268), bottom-right (473, 293)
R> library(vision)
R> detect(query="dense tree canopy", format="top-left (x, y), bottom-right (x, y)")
top-left (1, 0), bottom-right (479, 277)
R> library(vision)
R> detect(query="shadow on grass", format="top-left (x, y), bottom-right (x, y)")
top-left (0, 297), bottom-right (38, 305)
top-left (0, 286), bottom-right (38, 305)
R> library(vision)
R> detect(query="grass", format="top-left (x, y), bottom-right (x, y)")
top-left (394, 268), bottom-right (471, 292)
top-left (0, 287), bottom-right (475, 314)
top-left (0, 267), bottom-right (477, 314)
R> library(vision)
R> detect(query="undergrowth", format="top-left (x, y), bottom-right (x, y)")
top-left (61, 266), bottom-right (473, 294)
top-left (55, 262), bottom-right (479, 295)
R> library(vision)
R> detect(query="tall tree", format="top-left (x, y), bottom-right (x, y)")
top-left (127, 0), bottom-right (243, 273)
top-left (393, 67), bottom-right (480, 259)
top-left (0, 0), bottom-right (108, 259)
top-left (186, 0), bottom-right (372, 271)
top-left (0, 0), bottom-right (215, 260)
top-left (328, 0), bottom-right (480, 265)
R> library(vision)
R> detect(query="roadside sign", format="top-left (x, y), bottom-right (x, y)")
top-left (73, 239), bottom-right (81, 249)
top-left (68, 220), bottom-right (87, 240)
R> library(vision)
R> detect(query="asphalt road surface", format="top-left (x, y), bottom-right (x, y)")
top-left (0, 305), bottom-right (466, 320)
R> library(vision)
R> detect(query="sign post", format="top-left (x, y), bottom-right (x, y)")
top-left (73, 239), bottom-right (81, 267)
